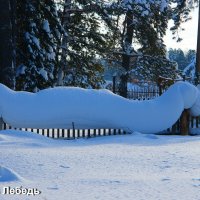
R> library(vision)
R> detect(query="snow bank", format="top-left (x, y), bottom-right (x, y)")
top-left (0, 81), bottom-right (199, 133)
top-left (0, 166), bottom-right (22, 182)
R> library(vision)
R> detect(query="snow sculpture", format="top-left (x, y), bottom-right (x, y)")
top-left (0, 81), bottom-right (200, 133)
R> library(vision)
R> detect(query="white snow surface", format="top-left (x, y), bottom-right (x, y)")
top-left (0, 81), bottom-right (200, 133)
top-left (1, 130), bottom-right (200, 200)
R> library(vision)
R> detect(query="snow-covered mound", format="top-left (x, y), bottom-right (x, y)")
top-left (0, 166), bottom-right (22, 182)
top-left (0, 81), bottom-right (199, 133)
top-left (0, 130), bottom-right (57, 147)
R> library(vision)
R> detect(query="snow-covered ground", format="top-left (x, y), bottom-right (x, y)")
top-left (1, 130), bottom-right (200, 200)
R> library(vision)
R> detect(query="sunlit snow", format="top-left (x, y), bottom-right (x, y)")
top-left (0, 81), bottom-right (199, 133)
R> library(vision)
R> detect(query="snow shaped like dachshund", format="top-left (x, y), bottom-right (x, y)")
top-left (0, 81), bottom-right (199, 133)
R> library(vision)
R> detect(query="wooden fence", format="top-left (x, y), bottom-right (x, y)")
top-left (2, 122), bottom-right (130, 139)
top-left (126, 87), bottom-right (160, 100)
top-left (114, 82), bottom-right (161, 100)
top-left (2, 115), bottom-right (200, 139)
top-left (1, 78), bottom-right (199, 138)
top-left (161, 115), bottom-right (200, 135)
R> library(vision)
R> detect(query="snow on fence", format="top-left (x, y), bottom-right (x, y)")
top-left (0, 86), bottom-right (160, 139)
top-left (1, 87), bottom-right (199, 138)
top-left (1, 123), bottom-right (129, 139)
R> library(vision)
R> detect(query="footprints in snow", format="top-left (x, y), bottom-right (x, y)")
top-left (192, 178), bottom-right (200, 187)
top-left (59, 165), bottom-right (70, 169)
top-left (46, 165), bottom-right (69, 191)
top-left (37, 163), bottom-right (70, 169)
top-left (47, 186), bottom-right (59, 190)
top-left (161, 178), bottom-right (171, 182)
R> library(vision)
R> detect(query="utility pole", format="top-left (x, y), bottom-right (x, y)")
top-left (196, 1), bottom-right (200, 84)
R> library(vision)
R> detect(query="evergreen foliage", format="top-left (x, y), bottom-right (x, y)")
top-left (183, 56), bottom-right (196, 79)
top-left (9, 0), bottom-right (198, 92)
top-left (0, 0), bottom-right (15, 89)
top-left (57, 0), bottom-right (116, 88)
top-left (16, 0), bottom-right (63, 91)
top-left (168, 48), bottom-right (186, 70)
top-left (170, 0), bottom-right (198, 42)
top-left (168, 48), bottom-right (196, 70)
top-left (103, 0), bottom-right (198, 85)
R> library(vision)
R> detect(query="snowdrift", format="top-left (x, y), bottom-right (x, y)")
top-left (0, 81), bottom-right (200, 133)
top-left (0, 166), bottom-right (23, 182)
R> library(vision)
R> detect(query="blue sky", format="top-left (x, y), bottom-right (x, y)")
top-left (164, 7), bottom-right (199, 51)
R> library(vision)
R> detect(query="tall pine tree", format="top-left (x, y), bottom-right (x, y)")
top-left (104, 0), bottom-right (198, 96)
top-left (16, 0), bottom-right (63, 91)
top-left (57, 0), bottom-right (116, 88)
top-left (0, 0), bottom-right (15, 89)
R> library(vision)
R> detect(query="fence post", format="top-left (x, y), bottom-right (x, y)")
top-left (77, 129), bottom-right (80, 138)
top-left (88, 129), bottom-right (91, 138)
top-left (82, 129), bottom-right (85, 138)
top-left (67, 129), bottom-right (70, 138)
top-left (157, 77), bottom-right (163, 96)
top-left (171, 122), bottom-right (177, 134)
top-left (94, 129), bottom-right (97, 137)
top-left (180, 109), bottom-right (189, 136)
top-left (47, 129), bottom-right (50, 137)
top-left (72, 122), bottom-right (75, 138)
top-left (112, 75), bottom-right (116, 93)
top-left (0, 117), bottom-right (4, 130)
top-left (196, 116), bottom-right (199, 128)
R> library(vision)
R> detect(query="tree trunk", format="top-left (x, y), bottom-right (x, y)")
top-left (120, 11), bottom-right (134, 98)
top-left (0, 0), bottom-right (15, 89)
top-left (196, 1), bottom-right (200, 84)
top-left (58, 0), bottom-right (71, 86)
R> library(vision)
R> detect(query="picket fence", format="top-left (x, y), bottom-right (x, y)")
top-left (2, 115), bottom-right (200, 139)
top-left (1, 86), bottom-right (161, 139)
top-left (2, 83), bottom-right (199, 138)
top-left (164, 116), bottom-right (200, 135)
top-left (2, 122), bottom-right (130, 139)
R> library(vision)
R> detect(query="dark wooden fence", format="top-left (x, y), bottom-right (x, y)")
top-left (1, 82), bottom-right (162, 139)
top-left (2, 78), bottom-right (199, 138)
top-left (164, 116), bottom-right (200, 135)
top-left (2, 116), bottom-right (200, 139)
top-left (126, 87), bottom-right (160, 100)
top-left (2, 123), bottom-right (130, 139)
top-left (113, 81), bottom-right (161, 100)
